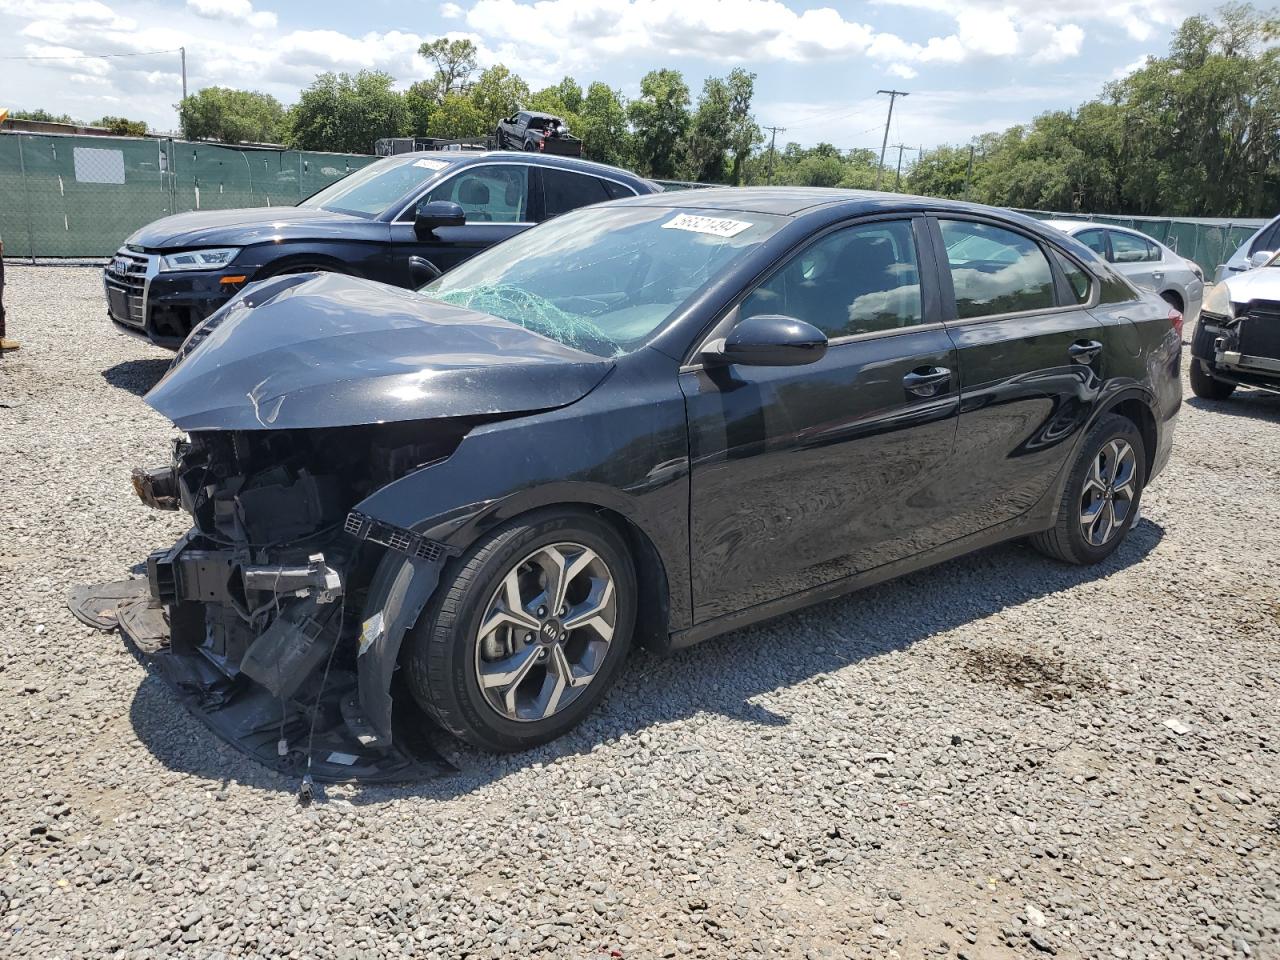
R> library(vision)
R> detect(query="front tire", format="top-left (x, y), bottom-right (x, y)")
top-left (1031, 413), bottom-right (1146, 565)
top-left (1190, 358), bottom-right (1236, 400)
top-left (405, 508), bottom-right (636, 752)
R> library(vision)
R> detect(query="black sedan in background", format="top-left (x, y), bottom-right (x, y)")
top-left (103, 152), bottom-right (658, 348)
top-left (113, 189), bottom-right (1180, 770)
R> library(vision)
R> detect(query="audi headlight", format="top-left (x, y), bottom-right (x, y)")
top-left (159, 247), bottom-right (240, 272)
top-left (1201, 282), bottom-right (1235, 320)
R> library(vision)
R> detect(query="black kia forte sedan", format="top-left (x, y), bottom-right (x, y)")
top-left (111, 188), bottom-right (1181, 768)
top-left (102, 151), bottom-right (657, 348)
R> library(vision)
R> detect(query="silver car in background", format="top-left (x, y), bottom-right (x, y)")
top-left (1214, 213), bottom-right (1280, 282)
top-left (1045, 220), bottom-right (1204, 325)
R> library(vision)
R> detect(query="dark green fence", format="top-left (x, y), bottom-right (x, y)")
top-left (0, 133), bottom-right (377, 258)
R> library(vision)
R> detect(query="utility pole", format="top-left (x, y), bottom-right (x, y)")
top-left (180, 46), bottom-right (187, 102)
top-left (891, 143), bottom-right (917, 192)
top-left (763, 125), bottom-right (785, 185)
top-left (874, 89), bottom-right (909, 191)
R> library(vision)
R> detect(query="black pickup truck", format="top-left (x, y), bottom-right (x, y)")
top-left (494, 111), bottom-right (583, 156)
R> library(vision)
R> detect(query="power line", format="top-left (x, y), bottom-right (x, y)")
top-left (874, 88), bottom-right (909, 191)
top-left (0, 48), bottom-right (183, 61)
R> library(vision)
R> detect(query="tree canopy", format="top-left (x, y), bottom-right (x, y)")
top-left (285, 71), bottom-right (410, 153)
top-left (178, 87), bottom-right (285, 144)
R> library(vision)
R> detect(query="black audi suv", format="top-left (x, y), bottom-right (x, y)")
top-left (102, 151), bottom-right (658, 348)
top-left (97, 188), bottom-right (1181, 773)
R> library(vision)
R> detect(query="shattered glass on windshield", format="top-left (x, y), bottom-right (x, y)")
top-left (419, 205), bottom-right (788, 357)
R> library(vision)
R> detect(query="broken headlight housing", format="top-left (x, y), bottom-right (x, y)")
top-left (160, 247), bottom-right (241, 272)
top-left (1201, 283), bottom-right (1236, 321)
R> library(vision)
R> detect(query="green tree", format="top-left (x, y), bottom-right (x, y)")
top-left (577, 82), bottom-right (630, 167)
top-left (724, 68), bottom-right (762, 184)
top-left (681, 75), bottom-right (733, 183)
top-left (12, 108), bottom-right (75, 124)
top-left (470, 65), bottom-right (531, 132)
top-left (93, 116), bottom-right (148, 137)
top-left (285, 71), bottom-right (409, 153)
top-left (628, 68), bottom-right (690, 179)
top-left (178, 87), bottom-right (285, 143)
top-left (425, 92), bottom-right (487, 139)
top-left (417, 37), bottom-right (478, 102)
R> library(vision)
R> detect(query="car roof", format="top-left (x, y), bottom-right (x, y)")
top-left (619, 186), bottom-right (1050, 223)
top-left (397, 150), bottom-right (655, 188)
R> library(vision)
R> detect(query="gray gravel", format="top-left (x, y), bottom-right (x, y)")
top-left (1, 263), bottom-right (1278, 960)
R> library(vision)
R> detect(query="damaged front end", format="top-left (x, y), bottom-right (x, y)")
top-left (78, 423), bottom-right (470, 782)
top-left (71, 271), bottom-right (615, 781)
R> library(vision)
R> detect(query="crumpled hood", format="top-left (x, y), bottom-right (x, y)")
top-left (145, 273), bottom-right (614, 431)
top-left (1223, 267), bottom-right (1280, 307)
top-left (126, 206), bottom-right (373, 249)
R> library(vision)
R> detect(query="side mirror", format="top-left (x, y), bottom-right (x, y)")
top-left (1249, 250), bottom-right (1274, 269)
top-left (705, 315), bottom-right (828, 367)
top-left (414, 200), bottom-right (466, 238)
top-left (409, 256), bottom-right (442, 286)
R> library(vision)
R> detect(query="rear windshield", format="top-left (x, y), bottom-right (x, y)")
top-left (300, 155), bottom-right (454, 218)
top-left (420, 205), bottom-right (788, 357)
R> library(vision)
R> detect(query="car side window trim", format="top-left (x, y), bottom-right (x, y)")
top-left (682, 213), bottom-right (942, 368)
top-left (390, 160), bottom-right (639, 224)
top-left (925, 214), bottom-right (1102, 325)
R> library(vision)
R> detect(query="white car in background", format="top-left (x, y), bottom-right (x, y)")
top-left (1045, 220), bottom-right (1204, 325)
top-left (1214, 213), bottom-right (1280, 282)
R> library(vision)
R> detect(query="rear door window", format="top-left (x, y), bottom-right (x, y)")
top-left (1053, 251), bottom-right (1092, 304)
top-left (421, 165), bottom-right (529, 223)
top-left (1109, 231), bottom-right (1160, 263)
top-left (938, 219), bottom-right (1056, 319)
top-left (542, 168), bottom-right (613, 219)
top-left (1251, 220), bottom-right (1280, 255)
top-left (600, 178), bottom-right (636, 200)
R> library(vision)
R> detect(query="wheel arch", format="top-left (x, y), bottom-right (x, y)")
top-left (1094, 389), bottom-right (1158, 482)
top-left (257, 251), bottom-right (354, 278)
top-left (435, 488), bottom-right (678, 652)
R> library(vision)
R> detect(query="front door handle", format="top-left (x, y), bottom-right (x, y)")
top-left (902, 366), bottom-right (951, 397)
top-left (1068, 339), bottom-right (1103, 364)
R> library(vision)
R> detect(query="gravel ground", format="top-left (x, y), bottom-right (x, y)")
top-left (1, 263), bottom-right (1278, 960)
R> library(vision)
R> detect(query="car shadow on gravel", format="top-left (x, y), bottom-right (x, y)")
top-left (102, 358), bottom-right (171, 397)
top-left (124, 518), bottom-right (1166, 803)
top-left (1186, 390), bottom-right (1280, 422)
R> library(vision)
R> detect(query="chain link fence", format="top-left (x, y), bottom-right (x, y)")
top-left (1, 134), bottom-right (1268, 275)
top-left (0, 133), bottom-right (377, 258)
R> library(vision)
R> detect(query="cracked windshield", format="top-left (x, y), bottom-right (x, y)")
top-left (420, 205), bottom-right (787, 356)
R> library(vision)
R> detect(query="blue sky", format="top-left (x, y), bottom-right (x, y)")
top-left (0, 0), bottom-right (1209, 151)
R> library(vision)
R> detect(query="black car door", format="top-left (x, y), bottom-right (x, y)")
top-left (928, 216), bottom-right (1106, 539)
top-left (388, 163), bottom-right (534, 284)
top-left (680, 216), bottom-right (960, 623)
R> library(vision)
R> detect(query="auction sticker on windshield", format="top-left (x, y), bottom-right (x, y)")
top-left (662, 213), bottom-right (752, 238)
top-left (413, 158), bottom-right (450, 170)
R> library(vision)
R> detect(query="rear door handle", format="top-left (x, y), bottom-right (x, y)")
top-left (902, 366), bottom-right (951, 397)
top-left (1069, 339), bottom-right (1103, 364)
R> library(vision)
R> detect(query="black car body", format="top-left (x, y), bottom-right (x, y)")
top-left (495, 111), bottom-right (583, 156)
top-left (103, 151), bottom-right (654, 348)
top-left (92, 188), bottom-right (1180, 776)
top-left (1188, 254), bottom-right (1280, 399)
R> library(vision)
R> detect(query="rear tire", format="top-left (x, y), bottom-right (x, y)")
top-left (1189, 358), bottom-right (1236, 400)
top-left (523, 139), bottom-right (537, 151)
top-left (404, 508), bottom-right (636, 752)
top-left (1031, 413), bottom-right (1146, 565)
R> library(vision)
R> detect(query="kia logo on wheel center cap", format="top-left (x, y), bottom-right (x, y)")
top-left (540, 620), bottom-right (561, 642)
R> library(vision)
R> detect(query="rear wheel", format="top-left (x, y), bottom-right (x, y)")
top-left (523, 139), bottom-right (537, 152)
top-left (1189, 358), bottom-right (1236, 400)
top-left (1031, 413), bottom-right (1146, 565)
top-left (405, 508), bottom-right (636, 752)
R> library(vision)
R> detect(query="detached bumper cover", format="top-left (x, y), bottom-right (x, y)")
top-left (70, 521), bottom-right (455, 784)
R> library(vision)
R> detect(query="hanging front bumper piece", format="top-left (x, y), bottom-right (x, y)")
top-left (71, 508), bottom-right (456, 784)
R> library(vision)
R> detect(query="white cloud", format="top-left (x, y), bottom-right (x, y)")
top-left (888, 63), bottom-right (918, 80)
top-left (440, 1), bottom-right (464, 17)
top-left (186, 0), bottom-right (277, 29)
